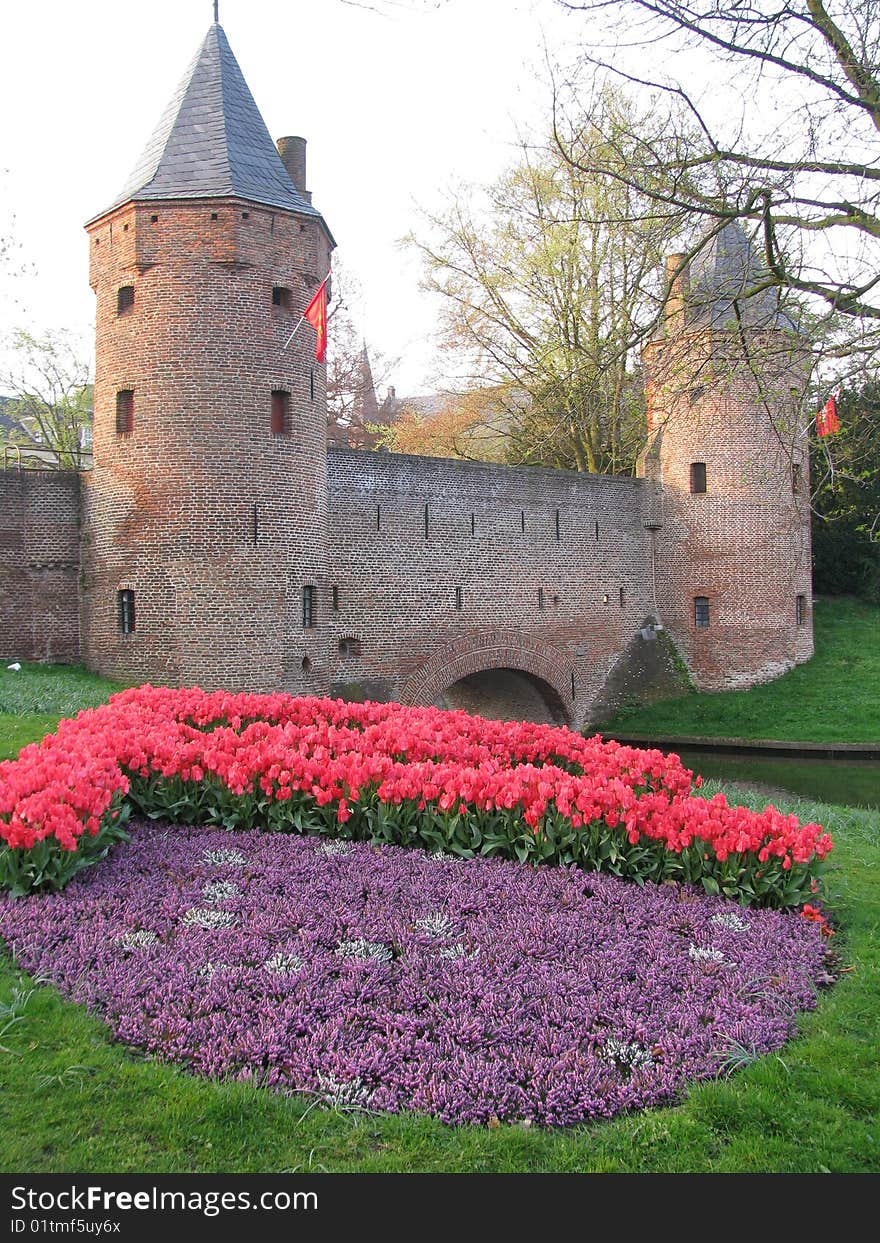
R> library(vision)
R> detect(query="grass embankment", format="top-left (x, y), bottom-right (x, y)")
top-left (0, 667), bottom-right (878, 1170)
top-left (600, 597), bottom-right (880, 743)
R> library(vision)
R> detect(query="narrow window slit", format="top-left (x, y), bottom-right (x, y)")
top-left (118, 589), bottom-right (135, 635)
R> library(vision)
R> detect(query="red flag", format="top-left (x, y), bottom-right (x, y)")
top-left (304, 278), bottom-right (328, 364)
top-left (817, 395), bottom-right (839, 437)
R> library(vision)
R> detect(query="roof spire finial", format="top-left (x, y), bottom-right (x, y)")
top-left (213, 1), bottom-right (219, 23)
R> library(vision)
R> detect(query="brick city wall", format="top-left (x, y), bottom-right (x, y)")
top-left (325, 449), bottom-right (683, 727)
top-left (82, 197), bottom-right (334, 692)
top-left (0, 470), bottom-right (81, 663)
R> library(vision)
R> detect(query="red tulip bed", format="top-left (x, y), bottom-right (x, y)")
top-left (0, 686), bottom-right (832, 906)
top-left (0, 687), bottom-right (838, 1126)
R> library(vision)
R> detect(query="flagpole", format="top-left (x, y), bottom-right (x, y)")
top-left (280, 314), bottom-right (307, 354)
top-left (280, 271), bottom-right (332, 355)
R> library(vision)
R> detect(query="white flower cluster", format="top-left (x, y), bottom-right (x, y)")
top-left (202, 848), bottom-right (246, 867)
top-left (601, 1038), bottom-right (654, 1071)
top-left (436, 943), bottom-right (478, 961)
top-left (319, 840), bottom-right (351, 857)
top-left (710, 912), bottom-right (749, 932)
top-left (182, 907), bottom-right (237, 930)
top-left (335, 938), bottom-right (393, 963)
top-left (263, 952), bottom-right (303, 975)
top-left (118, 930), bottom-right (158, 950)
top-left (689, 944), bottom-right (726, 963)
top-left (202, 880), bottom-right (239, 904)
top-left (315, 1072), bottom-right (372, 1111)
top-left (196, 961), bottom-right (232, 978)
top-left (414, 913), bottom-right (453, 938)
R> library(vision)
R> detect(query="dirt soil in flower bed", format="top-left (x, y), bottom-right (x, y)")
top-left (0, 820), bottom-right (835, 1128)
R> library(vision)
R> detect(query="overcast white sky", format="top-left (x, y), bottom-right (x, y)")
top-left (0, 0), bottom-right (594, 396)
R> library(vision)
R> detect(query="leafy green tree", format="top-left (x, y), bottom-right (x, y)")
top-left (408, 88), bottom-right (682, 474)
top-left (811, 383), bottom-right (880, 602)
top-left (0, 330), bottom-right (92, 470)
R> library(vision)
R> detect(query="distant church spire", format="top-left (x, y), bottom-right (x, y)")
top-left (213, 1), bottom-right (219, 23)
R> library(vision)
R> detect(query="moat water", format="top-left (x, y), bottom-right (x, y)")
top-left (673, 748), bottom-right (880, 810)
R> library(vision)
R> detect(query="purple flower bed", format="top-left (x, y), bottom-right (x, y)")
top-left (0, 821), bottom-right (832, 1127)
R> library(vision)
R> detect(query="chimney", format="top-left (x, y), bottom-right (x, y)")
top-left (276, 136), bottom-right (311, 202)
top-left (664, 253), bottom-right (688, 335)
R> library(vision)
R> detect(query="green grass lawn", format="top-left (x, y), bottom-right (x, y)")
top-left (0, 664), bottom-right (129, 761)
top-left (600, 597), bottom-right (880, 743)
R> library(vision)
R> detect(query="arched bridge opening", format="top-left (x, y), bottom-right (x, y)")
top-left (434, 666), bottom-right (568, 726)
top-left (400, 629), bottom-right (576, 727)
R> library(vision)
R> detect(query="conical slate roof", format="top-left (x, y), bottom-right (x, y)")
top-left (687, 221), bottom-right (796, 331)
top-left (94, 23), bottom-right (323, 221)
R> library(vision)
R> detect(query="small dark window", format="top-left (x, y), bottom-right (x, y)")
top-left (792, 463), bottom-right (802, 494)
top-left (555, 509), bottom-right (561, 541)
top-left (538, 587), bottom-right (545, 609)
top-left (210, 212), bottom-right (218, 222)
top-left (241, 211), bottom-right (250, 220)
top-left (796, 594), bottom-right (806, 626)
top-left (619, 586), bottom-right (625, 607)
top-left (520, 511), bottom-right (525, 533)
top-left (376, 504), bottom-right (381, 531)
top-left (595, 520), bottom-right (599, 541)
top-left (690, 462), bottom-right (707, 494)
top-left (115, 389), bottom-right (134, 435)
top-left (301, 655), bottom-right (312, 672)
top-left (272, 286), bottom-right (291, 309)
top-left (694, 596), bottom-right (710, 628)
top-left (338, 637), bottom-right (362, 658)
top-left (150, 214), bottom-right (158, 223)
top-left (302, 585), bottom-right (316, 628)
top-left (455, 586), bottom-right (463, 610)
top-left (690, 386), bottom-right (704, 405)
top-left (117, 286), bottom-right (134, 314)
top-left (470, 512), bottom-right (475, 536)
top-left (332, 585), bottom-right (339, 611)
top-left (271, 389), bottom-right (290, 436)
top-left (118, 589), bottom-right (135, 635)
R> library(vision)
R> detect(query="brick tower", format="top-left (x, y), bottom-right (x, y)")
top-left (640, 222), bottom-right (814, 690)
top-left (81, 22), bottom-right (334, 692)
